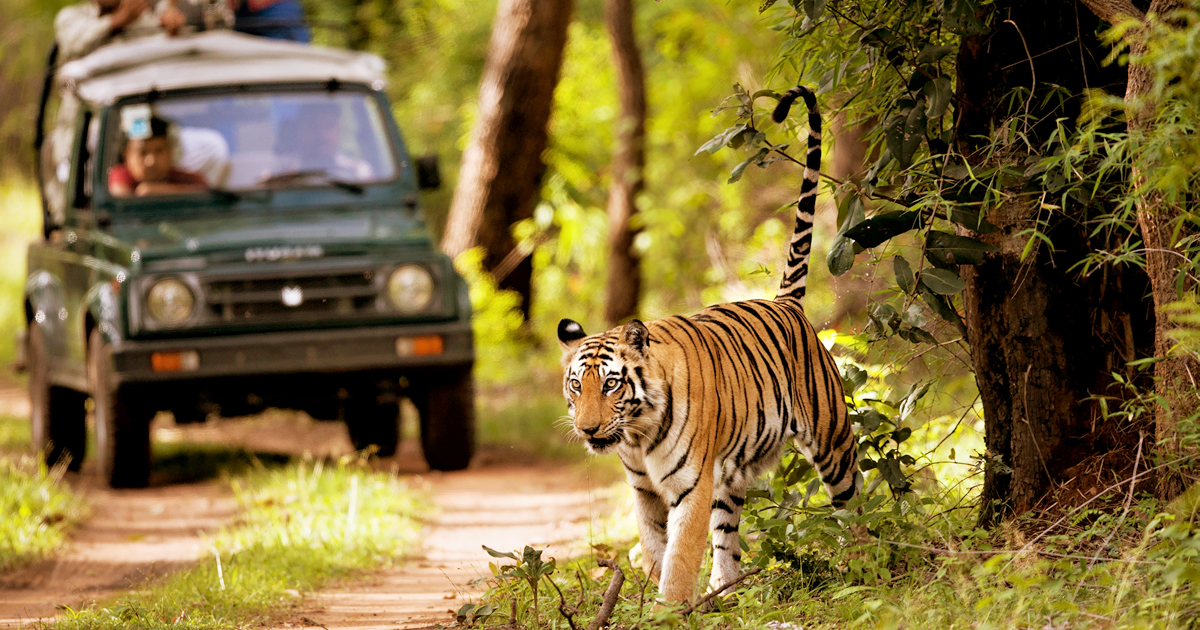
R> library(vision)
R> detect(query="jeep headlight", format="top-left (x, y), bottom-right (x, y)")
top-left (146, 278), bottom-right (196, 326)
top-left (387, 265), bottom-right (434, 313)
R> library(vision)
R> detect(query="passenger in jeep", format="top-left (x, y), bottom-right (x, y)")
top-left (109, 117), bottom-right (208, 197)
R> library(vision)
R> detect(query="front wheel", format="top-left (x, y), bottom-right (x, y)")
top-left (412, 368), bottom-right (475, 471)
top-left (88, 329), bottom-right (154, 488)
top-left (28, 323), bottom-right (86, 470)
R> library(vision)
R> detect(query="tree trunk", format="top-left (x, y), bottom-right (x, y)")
top-left (956, 0), bottom-right (1154, 524)
top-left (1127, 0), bottom-right (1196, 502)
top-left (440, 0), bottom-right (575, 319)
top-left (1077, 0), bottom-right (1198, 501)
top-left (602, 0), bottom-right (646, 327)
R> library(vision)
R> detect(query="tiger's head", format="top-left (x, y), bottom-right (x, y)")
top-left (557, 318), bottom-right (665, 455)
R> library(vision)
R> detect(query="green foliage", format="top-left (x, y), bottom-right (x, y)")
top-left (0, 455), bottom-right (86, 571)
top-left (53, 455), bottom-right (428, 630)
top-left (0, 414), bottom-right (31, 452)
top-left (0, 181), bottom-right (42, 367)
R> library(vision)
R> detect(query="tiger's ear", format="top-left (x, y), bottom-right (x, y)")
top-left (620, 319), bottom-right (649, 357)
top-left (558, 319), bottom-right (587, 354)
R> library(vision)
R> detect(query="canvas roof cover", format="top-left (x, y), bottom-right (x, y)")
top-left (60, 31), bottom-right (387, 105)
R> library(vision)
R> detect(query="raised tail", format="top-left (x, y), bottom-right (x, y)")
top-left (772, 85), bottom-right (822, 304)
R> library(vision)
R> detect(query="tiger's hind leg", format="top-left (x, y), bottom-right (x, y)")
top-left (797, 425), bottom-right (861, 508)
top-left (708, 463), bottom-right (747, 593)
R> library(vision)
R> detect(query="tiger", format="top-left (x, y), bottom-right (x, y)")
top-left (556, 85), bottom-right (860, 602)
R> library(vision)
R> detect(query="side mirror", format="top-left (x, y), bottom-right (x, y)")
top-left (415, 154), bottom-right (441, 191)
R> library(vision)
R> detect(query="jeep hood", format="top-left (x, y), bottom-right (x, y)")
top-left (112, 207), bottom-right (433, 260)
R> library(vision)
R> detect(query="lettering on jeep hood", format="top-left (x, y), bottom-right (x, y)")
top-left (244, 245), bottom-right (325, 262)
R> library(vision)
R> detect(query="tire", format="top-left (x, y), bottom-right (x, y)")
top-left (344, 397), bottom-right (400, 457)
top-left (88, 329), bottom-right (154, 488)
top-left (170, 405), bottom-right (207, 425)
top-left (413, 368), bottom-right (475, 471)
top-left (27, 323), bottom-right (87, 471)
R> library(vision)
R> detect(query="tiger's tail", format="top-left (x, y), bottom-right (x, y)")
top-left (771, 85), bottom-right (821, 304)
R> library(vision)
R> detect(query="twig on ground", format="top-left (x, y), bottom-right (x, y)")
top-left (585, 559), bottom-right (625, 630)
top-left (548, 574), bottom-right (579, 630)
top-left (300, 617), bottom-right (329, 630)
top-left (679, 567), bottom-right (763, 616)
top-left (880, 539), bottom-right (1155, 564)
top-left (1073, 432), bottom-right (1145, 599)
top-left (575, 570), bottom-right (587, 610)
top-left (1000, 452), bottom-right (1200, 573)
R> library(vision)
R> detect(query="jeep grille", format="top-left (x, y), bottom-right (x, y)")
top-left (203, 267), bottom-right (382, 324)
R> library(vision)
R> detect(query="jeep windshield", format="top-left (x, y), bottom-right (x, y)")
top-left (103, 90), bottom-right (398, 198)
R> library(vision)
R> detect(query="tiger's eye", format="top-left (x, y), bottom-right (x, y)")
top-left (604, 377), bottom-right (620, 390)
top-left (569, 379), bottom-right (581, 391)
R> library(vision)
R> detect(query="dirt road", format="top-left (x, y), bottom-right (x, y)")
top-left (0, 401), bottom-right (622, 630)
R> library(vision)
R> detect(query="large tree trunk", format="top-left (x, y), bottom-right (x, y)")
top-left (602, 0), bottom-right (646, 327)
top-left (1078, 0), bottom-right (1198, 501)
top-left (440, 0), bottom-right (575, 319)
top-left (956, 1), bottom-right (1154, 524)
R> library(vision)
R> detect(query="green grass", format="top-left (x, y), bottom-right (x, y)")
top-left (0, 180), bottom-right (41, 367)
top-left (53, 455), bottom-right (430, 630)
top-left (0, 456), bottom-right (86, 571)
top-left (0, 413), bottom-right (31, 452)
top-left (476, 382), bottom-right (589, 463)
top-left (475, 495), bottom-right (1200, 630)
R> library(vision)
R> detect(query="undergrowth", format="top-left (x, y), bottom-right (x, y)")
top-left (474, 474), bottom-right (1200, 629)
top-left (0, 456), bottom-right (85, 571)
top-left (52, 455), bottom-right (429, 630)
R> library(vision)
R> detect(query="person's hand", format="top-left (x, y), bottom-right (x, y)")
top-left (110, 0), bottom-right (149, 30)
top-left (160, 5), bottom-right (187, 36)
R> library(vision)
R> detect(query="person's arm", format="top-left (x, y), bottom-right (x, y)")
top-left (55, 0), bottom-right (150, 62)
top-left (108, 165), bottom-right (136, 198)
top-left (159, 0), bottom-right (187, 36)
top-left (135, 169), bottom-right (208, 196)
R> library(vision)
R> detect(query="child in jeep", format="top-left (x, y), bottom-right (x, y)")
top-left (109, 116), bottom-right (208, 197)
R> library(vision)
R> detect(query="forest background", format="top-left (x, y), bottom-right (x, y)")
top-left (4, 0), bottom-right (1200, 627)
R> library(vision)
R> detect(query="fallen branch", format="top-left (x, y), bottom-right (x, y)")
top-left (548, 574), bottom-right (579, 630)
top-left (679, 567), bottom-right (763, 616)
top-left (585, 559), bottom-right (625, 630)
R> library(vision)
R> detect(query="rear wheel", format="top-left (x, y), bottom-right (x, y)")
top-left (344, 396), bottom-right (400, 457)
top-left (27, 323), bottom-right (86, 470)
top-left (88, 329), bottom-right (154, 488)
top-left (413, 368), bottom-right (475, 471)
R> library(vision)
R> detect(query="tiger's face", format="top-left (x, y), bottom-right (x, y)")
top-left (557, 319), bottom-right (661, 455)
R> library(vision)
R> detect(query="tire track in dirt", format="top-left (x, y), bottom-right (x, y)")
top-left (285, 457), bottom-right (617, 630)
top-left (0, 480), bottom-right (237, 628)
top-left (0, 394), bottom-right (620, 630)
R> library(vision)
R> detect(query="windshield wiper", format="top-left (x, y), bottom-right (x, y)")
top-left (256, 169), bottom-right (365, 195)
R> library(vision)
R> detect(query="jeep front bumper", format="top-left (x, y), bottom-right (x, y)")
top-left (110, 321), bottom-right (474, 385)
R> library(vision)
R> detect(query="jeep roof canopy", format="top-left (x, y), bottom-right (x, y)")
top-left (59, 31), bottom-right (388, 106)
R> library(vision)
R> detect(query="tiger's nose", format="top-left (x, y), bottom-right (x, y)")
top-left (578, 425), bottom-right (600, 436)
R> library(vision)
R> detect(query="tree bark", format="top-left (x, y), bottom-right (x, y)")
top-left (440, 0), bottom-right (575, 319)
top-left (956, 1), bottom-right (1154, 524)
top-left (602, 0), bottom-right (646, 327)
top-left (1076, 0), bottom-right (1197, 500)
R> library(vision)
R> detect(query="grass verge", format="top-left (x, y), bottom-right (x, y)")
top-left (53, 455), bottom-right (429, 630)
top-left (0, 456), bottom-right (86, 572)
top-left (477, 386), bottom-right (583, 462)
top-left (474, 490), bottom-right (1200, 630)
top-left (0, 414), bottom-right (31, 452)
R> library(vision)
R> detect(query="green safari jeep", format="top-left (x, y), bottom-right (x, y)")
top-left (24, 32), bottom-right (475, 487)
